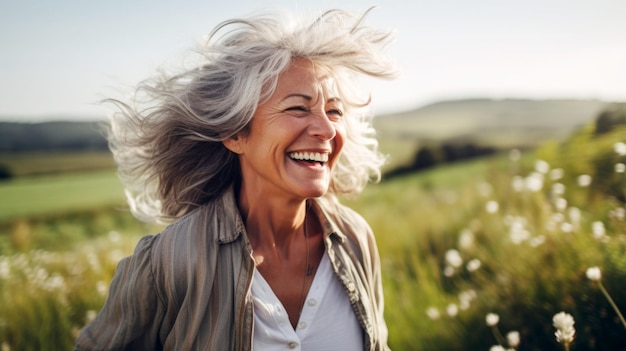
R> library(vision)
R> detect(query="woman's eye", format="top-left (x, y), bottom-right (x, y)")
top-left (327, 109), bottom-right (343, 118)
top-left (286, 106), bottom-right (309, 113)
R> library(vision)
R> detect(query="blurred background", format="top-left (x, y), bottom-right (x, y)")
top-left (1, 1), bottom-right (626, 350)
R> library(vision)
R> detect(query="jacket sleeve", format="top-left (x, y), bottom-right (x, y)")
top-left (367, 225), bottom-right (391, 351)
top-left (74, 235), bottom-right (165, 351)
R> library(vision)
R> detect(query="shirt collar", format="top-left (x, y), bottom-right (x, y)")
top-left (310, 197), bottom-right (347, 243)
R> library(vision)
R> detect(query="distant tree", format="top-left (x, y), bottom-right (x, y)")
top-left (441, 143), bottom-right (461, 162)
top-left (0, 164), bottom-right (12, 180)
top-left (594, 103), bottom-right (626, 136)
top-left (413, 147), bottom-right (438, 170)
top-left (440, 143), bottom-right (496, 163)
top-left (0, 121), bottom-right (108, 153)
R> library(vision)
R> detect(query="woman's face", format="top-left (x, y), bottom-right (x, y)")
top-left (226, 59), bottom-right (346, 202)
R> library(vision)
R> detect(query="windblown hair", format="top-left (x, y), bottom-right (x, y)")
top-left (107, 8), bottom-right (397, 223)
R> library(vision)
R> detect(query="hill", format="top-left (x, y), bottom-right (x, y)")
top-left (0, 121), bottom-right (108, 153)
top-left (0, 98), bottom-right (615, 153)
top-left (374, 98), bottom-right (610, 147)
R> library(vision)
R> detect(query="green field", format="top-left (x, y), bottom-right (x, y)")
top-left (1, 121), bottom-right (626, 350)
top-left (0, 151), bottom-right (115, 177)
top-left (0, 169), bottom-right (125, 221)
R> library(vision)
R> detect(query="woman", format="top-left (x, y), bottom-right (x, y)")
top-left (75, 8), bottom-right (396, 351)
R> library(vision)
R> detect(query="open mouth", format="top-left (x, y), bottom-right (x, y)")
top-left (288, 152), bottom-right (329, 166)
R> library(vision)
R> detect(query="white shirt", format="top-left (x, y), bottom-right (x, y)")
top-left (251, 252), bottom-right (363, 351)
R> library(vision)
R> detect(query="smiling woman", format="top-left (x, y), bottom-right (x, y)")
top-left (222, 59), bottom-right (346, 203)
top-left (74, 8), bottom-right (397, 351)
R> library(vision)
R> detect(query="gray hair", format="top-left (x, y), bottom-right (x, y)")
top-left (106, 8), bottom-right (397, 223)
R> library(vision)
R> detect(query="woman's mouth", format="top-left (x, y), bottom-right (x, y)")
top-left (288, 151), bottom-right (329, 166)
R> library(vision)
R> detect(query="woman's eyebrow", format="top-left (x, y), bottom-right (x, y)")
top-left (327, 97), bottom-right (342, 104)
top-left (282, 93), bottom-right (312, 101)
top-left (281, 94), bottom-right (341, 105)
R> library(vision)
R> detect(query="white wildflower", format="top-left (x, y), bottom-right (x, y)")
top-left (86, 310), bottom-right (98, 324)
top-left (552, 182), bottom-right (566, 196)
top-left (86, 251), bottom-right (101, 272)
top-left (535, 159), bottom-right (550, 174)
top-left (458, 289), bottom-right (477, 310)
top-left (577, 174), bottom-right (592, 187)
top-left (443, 266), bottom-right (455, 277)
top-left (552, 212), bottom-right (565, 223)
top-left (446, 303), bottom-right (458, 317)
top-left (592, 221), bottom-right (606, 239)
top-left (466, 258), bottom-right (482, 272)
top-left (426, 307), bottom-right (441, 320)
top-left (460, 289), bottom-right (477, 302)
top-left (458, 229), bottom-right (474, 250)
top-left (511, 176), bottom-right (525, 192)
top-left (586, 266), bottom-right (602, 281)
top-left (509, 218), bottom-right (530, 244)
top-left (96, 280), bottom-right (108, 296)
top-left (553, 311), bottom-right (575, 345)
top-left (568, 207), bottom-right (581, 224)
top-left (550, 168), bottom-right (564, 180)
top-left (507, 330), bottom-right (520, 348)
top-left (445, 249), bottom-right (463, 268)
top-left (616, 163), bottom-right (625, 173)
top-left (561, 222), bottom-right (574, 233)
top-left (555, 197), bottom-right (567, 211)
top-left (0, 259), bottom-right (9, 279)
top-left (486, 200), bottom-right (499, 214)
top-left (525, 172), bottom-right (544, 192)
top-left (486, 313), bottom-right (500, 326)
top-left (611, 207), bottom-right (625, 220)
top-left (33, 267), bottom-right (49, 285)
top-left (614, 141), bottom-right (626, 156)
top-left (530, 235), bottom-right (546, 247)
top-left (44, 273), bottom-right (66, 292)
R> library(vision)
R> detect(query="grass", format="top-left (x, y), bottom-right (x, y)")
top-left (0, 151), bottom-right (115, 177)
top-left (0, 232), bottom-right (142, 350)
top-left (366, 124), bottom-right (626, 350)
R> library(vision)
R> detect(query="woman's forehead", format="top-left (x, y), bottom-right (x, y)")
top-left (274, 60), bottom-right (339, 100)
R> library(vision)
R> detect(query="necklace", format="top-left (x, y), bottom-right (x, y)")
top-left (304, 212), bottom-right (314, 276)
top-left (299, 203), bottom-right (313, 320)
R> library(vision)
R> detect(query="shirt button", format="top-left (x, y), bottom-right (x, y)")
top-left (288, 341), bottom-right (298, 349)
top-left (307, 298), bottom-right (317, 306)
top-left (298, 321), bottom-right (307, 329)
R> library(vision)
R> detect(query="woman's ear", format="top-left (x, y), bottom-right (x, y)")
top-left (222, 133), bottom-right (244, 154)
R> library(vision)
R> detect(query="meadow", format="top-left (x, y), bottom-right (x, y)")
top-left (1, 120), bottom-right (626, 350)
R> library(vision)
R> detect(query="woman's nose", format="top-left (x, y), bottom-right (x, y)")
top-left (309, 110), bottom-right (336, 140)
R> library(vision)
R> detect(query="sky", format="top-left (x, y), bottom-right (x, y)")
top-left (1, 0), bottom-right (625, 121)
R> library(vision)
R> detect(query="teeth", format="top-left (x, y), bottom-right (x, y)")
top-left (289, 152), bottom-right (329, 163)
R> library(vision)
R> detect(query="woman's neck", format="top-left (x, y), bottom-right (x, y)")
top-left (237, 188), bottom-right (308, 251)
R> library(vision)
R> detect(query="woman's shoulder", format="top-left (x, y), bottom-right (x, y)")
top-left (149, 190), bottom-right (244, 265)
top-left (317, 197), bottom-right (371, 233)
top-left (152, 202), bottom-right (220, 254)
